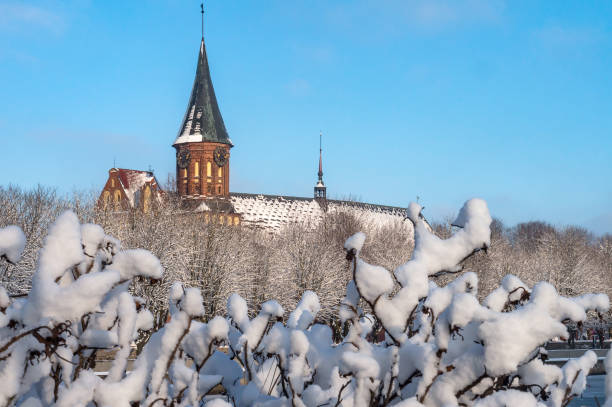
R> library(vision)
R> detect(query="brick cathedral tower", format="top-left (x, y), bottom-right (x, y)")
top-left (173, 8), bottom-right (232, 200)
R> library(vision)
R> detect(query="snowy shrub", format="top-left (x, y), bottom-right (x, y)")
top-left (0, 199), bottom-right (610, 406)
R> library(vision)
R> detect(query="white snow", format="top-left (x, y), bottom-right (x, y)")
top-left (0, 225), bottom-right (26, 264)
top-left (287, 291), bottom-right (321, 330)
top-left (230, 194), bottom-right (412, 234)
top-left (0, 199), bottom-right (608, 407)
top-left (344, 232), bottom-right (366, 253)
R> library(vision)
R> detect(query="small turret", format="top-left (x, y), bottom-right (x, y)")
top-left (314, 133), bottom-right (327, 209)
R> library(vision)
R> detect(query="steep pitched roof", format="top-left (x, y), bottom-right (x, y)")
top-left (174, 39), bottom-right (232, 147)
top-left (114, 168), bottom-right (161, 207)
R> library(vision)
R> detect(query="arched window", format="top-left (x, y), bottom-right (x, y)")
top-left (217, 186), bottom-right (222, 195)
top-left (233, 217), bottom-right (240, 226)
top-left (114, 190), bottom-right (122, 209)
top-left (143, 185), bottom-right (151, 213)
top-left (206, 161), bottom-right (212, 177)
top-left (182, 168), bottom-right (187, 178)
top-left (194, 161), bottom-right (199, 178)
top-left (218, 167), bottom-right (223, 178)
top-left (111, 178), bottom-right (115, 187)
top-left (103, 191), bottom-right (111, 208)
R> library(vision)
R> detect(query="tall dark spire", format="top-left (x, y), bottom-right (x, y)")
top-left (174, 4), bottom-right (232, 147)
top-left (314, 132), bottom-right (326, 202)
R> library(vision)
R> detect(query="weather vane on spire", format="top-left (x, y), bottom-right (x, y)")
top-left (319, 131), bottom-right (322, 153)
top-left (318, 132), bottom-right (323, 181)
top-left (200, 2), bottom-right (204, 39)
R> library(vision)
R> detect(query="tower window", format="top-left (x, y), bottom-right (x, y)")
top-left (207, 161), bottom-right (212, 177)
top-left (194, 161), bottom-right (199, 178)
top-left (111, 178), bottom-right (115, 188)
top-left (217, 186), bottom-right (222, 194)
top-left (182, 168), bottom-right (187, 178)
top-left (218, 167), bottom-right (223, 178)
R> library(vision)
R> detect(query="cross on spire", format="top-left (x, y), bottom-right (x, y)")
top-left (318, 132), bottom-right (323, 180)
top-left (200, 2), bottom-right (204, 39)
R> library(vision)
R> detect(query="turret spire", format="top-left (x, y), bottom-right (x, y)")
top-left (314, 132), bottom-right (327, 204)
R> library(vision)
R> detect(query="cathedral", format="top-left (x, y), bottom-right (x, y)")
top-left (98, 19), bottom-right (407, 231)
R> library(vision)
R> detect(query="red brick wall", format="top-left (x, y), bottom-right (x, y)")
top-left (175, 142), bottom-right (230, 198)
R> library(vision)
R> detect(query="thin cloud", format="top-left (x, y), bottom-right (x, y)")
top-left (0, 2), bottom-right (66, 34)
top-left (409, 0), bottom-right (505, 29)
top-left (534, 24), bottom-right (603, 48)
top-left (326, 0), bottom-right (505, 38)
top-left (286, 78), bottom-right (312, 97)
top-left (292, 44), bottom-right (336, 65)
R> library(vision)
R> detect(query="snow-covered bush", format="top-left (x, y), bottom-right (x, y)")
top-left (0, 199), bottom-right (610, 406)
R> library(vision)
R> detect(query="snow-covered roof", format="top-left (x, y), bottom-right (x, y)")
top-left (229, 193), bottom-right (410, 233)
top-left (113, 168), bottom-right (161, 208)
top-left (231, 194), bottom-right (323, 232)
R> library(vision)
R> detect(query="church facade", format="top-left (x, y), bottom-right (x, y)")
top-left (98, 168), bottom-right (163, 213)
top-left (98, 28), bottom-right (409, 231)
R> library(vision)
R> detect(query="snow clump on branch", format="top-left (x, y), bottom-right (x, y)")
top-left (0, 199), bottom-right (610, 406)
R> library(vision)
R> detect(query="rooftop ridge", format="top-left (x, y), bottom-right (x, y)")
top-left (229, 192), bottom-right (407, 213)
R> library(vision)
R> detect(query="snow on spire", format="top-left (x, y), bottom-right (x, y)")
top-left (174, 6), bottom-right (232, 147)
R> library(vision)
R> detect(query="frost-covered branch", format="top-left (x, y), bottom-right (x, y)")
top-left (0, 199), bottom-right (609, 406)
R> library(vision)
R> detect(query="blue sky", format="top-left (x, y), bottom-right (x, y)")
top-left (0, 0), bottom-right (611, 234)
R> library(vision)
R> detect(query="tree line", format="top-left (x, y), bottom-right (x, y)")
top-left (0, 184), bottom-right (610, 328)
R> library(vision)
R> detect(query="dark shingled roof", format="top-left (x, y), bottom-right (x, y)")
top-left (174, 38), bottom-right (232, 147)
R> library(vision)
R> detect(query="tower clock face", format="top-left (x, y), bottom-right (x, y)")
top-left (213, 146), bottom-right (228, 167)
top-left (177, 150), bottom-right (191, 169)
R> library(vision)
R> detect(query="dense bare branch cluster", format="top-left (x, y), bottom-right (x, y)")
top-left (1, 184), bottom-right (610, 326)
top-left (448, 219), bottom-right (612, 306)
top-left (0, 197), bottom-right (609, 406)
